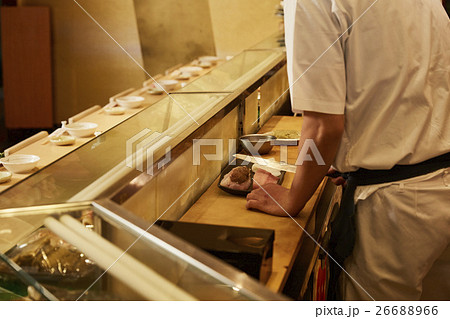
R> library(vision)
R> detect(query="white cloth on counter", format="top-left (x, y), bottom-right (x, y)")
top-left (341, 168), bottom-right (450, 300)
top-left (284, 0), bottom-right (450, 172)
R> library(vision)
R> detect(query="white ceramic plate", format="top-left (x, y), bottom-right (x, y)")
top-left (179, 66), bottom-right (202, 76)
top-left (198, 61), bottom-right (212, 68)
top-left (105, 106), bottom-right (126, 115)
top-left (157, 79), bottom-right (179, 91)
top-left (50, 135), bottom-right (76, 146)
top-left (175, 72), bottom-right (191, 80)
top-left (147, 88), bottom-right (164, 95)
top-left (199, 56), bottom-right (219, 64)
top-left (0, 171), bottom-right (12, 183)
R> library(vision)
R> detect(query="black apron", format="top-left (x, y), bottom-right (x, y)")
top-left (327, 152), bottom-right (450, 300)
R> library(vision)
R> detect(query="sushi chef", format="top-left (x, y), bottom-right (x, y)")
top-left (246, 0), bottom-right (450, 300)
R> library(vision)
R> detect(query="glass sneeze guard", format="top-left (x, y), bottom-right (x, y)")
top-left (0, 46), bottom-right (285, 209)
top-left (0, 92), bottom-right (230, 209)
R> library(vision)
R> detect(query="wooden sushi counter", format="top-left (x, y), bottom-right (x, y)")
top-left (181, 115), bottom-right (334, 295)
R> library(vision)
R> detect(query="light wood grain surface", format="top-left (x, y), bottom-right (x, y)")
top-left (181, 116), bottom-right (326, 293)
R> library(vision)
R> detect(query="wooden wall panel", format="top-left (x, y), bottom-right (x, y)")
top-left (1, 6), bottom-right (53, 128)
top-left (19, 0), bottom-right (145, 123)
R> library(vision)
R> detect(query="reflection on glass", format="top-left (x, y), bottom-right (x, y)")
top-left (0, 202), bottom-right (278, 300)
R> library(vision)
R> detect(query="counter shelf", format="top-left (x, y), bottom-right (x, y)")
top-left (0, 92), bottom-right (232, 209)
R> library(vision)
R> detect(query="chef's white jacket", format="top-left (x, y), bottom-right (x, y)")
top-left (284, 0), bottom-right (450, 301)
top-left (284, 0), bottom-right (450, 172)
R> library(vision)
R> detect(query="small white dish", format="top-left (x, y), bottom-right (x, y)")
top-left (198, 61), bottom-right (212, 68)
top-left (0, 171), bottom-right (12, 183)
top-left (65, 122), bottom-right (98, 138)
top-left (0, 154), bottom-right (40, 174)
top-left (147, 88), bottom-right (164, 95)
top-left (175, 72), bottom-right (191, 80)
top-left (50, 135), bottom-right (76, 146)
top-left (116, 96), bottom-right (145, 109)
top-left (179, 66), bottom-right (202, 76)
top-left (157, 79), bottom-right (179, 91)
top-left (105, 106), bottom-right (126, 115)
top-left (199, 56), bottom-right (219, 65)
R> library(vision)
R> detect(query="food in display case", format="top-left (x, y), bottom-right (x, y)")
top-left (2, 228), bottom-right (97, 281)
top-left (0, 210), bottom-right (104, 300)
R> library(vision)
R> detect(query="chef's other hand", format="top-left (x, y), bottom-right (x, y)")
top-left (246, 183), bottom-right (296, 217)
top-left (327, 167), bottom-right (347, 186)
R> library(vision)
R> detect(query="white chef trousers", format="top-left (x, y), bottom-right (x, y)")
top-left (340, 168), bottom-right (450, 301)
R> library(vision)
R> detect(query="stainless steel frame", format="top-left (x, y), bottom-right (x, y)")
top-left (93, 198), bottom-right (289, 301)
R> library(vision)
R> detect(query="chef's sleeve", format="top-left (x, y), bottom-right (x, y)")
top-left (284, 0), bottom-right (348, 115)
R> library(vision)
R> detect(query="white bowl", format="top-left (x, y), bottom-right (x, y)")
top-left (50, 135), bottom-right (76, 146)
top-left (65, 122), bottom-right (98, 138)
top-left (157, 79), bottom-right (179, 91)
top-left (116, 96), bottom-right (145, 109)
top-left (199, 56), bottom-right (219, 64)
top-left (0, 154), bottom-right (40, 174)
top-left (179, 66), bottom-right (202, 76)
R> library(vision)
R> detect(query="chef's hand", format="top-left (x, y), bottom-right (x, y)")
top-left (327, 167), bottom-right (347, 186)
top-left (246, 183), bottom-right (295, 217)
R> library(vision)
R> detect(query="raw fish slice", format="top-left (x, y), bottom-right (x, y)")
top-left (252, 169), bottom-right (279, 189)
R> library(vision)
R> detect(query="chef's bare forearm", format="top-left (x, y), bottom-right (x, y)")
top-left (287, 111), bottom-right (344, 216)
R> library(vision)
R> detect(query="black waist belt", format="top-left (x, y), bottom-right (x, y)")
top-left (330, 151), bottom-right (450, 264)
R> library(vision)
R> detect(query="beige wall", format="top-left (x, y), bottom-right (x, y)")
top-left (17, 0), bottom-right (281, 123)
top-left (133, 0), bottom-right (281, 74)
top-left (134, 0), bottom-right (216, 75)
top-left (208, 0), bottom-right (281, 57)
top-left (19, 0), bottom-right (146, 123)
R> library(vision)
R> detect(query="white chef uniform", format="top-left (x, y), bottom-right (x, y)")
top-left (284, 0), bottom-right (450, 300)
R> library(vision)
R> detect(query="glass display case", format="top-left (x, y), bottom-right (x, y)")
top-left (0, 46), bottom-right (286, 209)
top-left (0, 199), bottom-right (288, 301)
